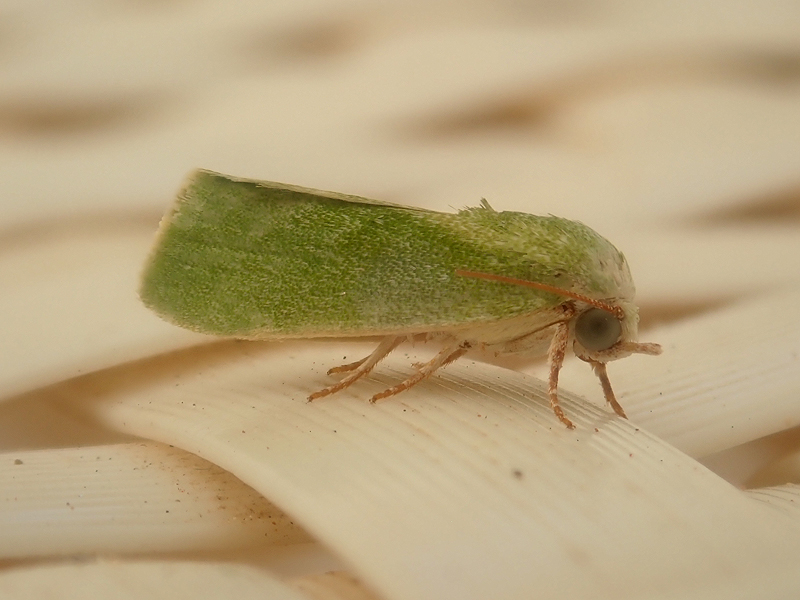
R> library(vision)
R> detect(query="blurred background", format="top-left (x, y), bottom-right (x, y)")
top-left (3, 0), bottom-right (798, 227)
top-left (3, 0), bottom-right (800, 436)
top-left (2, 1), bottom-right (800, 598)
top-left (3, 0), bottom-right (800, 363)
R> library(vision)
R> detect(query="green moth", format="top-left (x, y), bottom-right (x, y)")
top-left (140, 169), bottom-right (661, 429)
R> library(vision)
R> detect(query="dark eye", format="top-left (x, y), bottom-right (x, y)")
top-left (575, 308), bottom-right (622, 351)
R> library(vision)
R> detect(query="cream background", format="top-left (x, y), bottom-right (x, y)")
top-left (2, 1), bottom-right (800, 599)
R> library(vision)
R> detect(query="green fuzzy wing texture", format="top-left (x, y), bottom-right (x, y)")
top-left (139, 170), bottom-right (633, 338)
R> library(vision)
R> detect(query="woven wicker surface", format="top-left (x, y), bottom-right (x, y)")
top-left (2, 2), bottom-right (800, 599)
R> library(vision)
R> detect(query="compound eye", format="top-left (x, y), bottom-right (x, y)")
top-left (575, 308), bottom-right (622, 352)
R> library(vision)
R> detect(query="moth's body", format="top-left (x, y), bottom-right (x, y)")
top-left (141, 170), bottom-right (660, 428)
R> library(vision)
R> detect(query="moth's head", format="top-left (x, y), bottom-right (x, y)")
top-left (452, 269), bottom-right (662, 363)
top-left (571, 300), bottom-right (661, 364)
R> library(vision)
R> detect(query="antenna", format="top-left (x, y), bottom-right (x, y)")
top-left (455, 269), bottom-right (624, 319)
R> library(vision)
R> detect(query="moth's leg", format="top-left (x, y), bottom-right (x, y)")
top-left (589, 360), bottom-right (627, 419)
top-left (308, 336), bottom-right (403, 401)
top-left (547, 320), bottom-right (575, 430)
top-left (327, 357), bottom-right (367, 375)
top-left (370, 341), bottom-right (471, 402)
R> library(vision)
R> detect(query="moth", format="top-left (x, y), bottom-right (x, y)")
top-left (140, 169), bottom-right (661, 429)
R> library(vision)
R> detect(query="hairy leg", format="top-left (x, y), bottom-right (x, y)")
top-left (308, 336), bottom-right (403, 401)
top-left (370, 341), bottom-right (471, 402)
top-left (589, 360), bottom-right (627, 418)
top-left (547, 321), bottom-right (575, 429)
